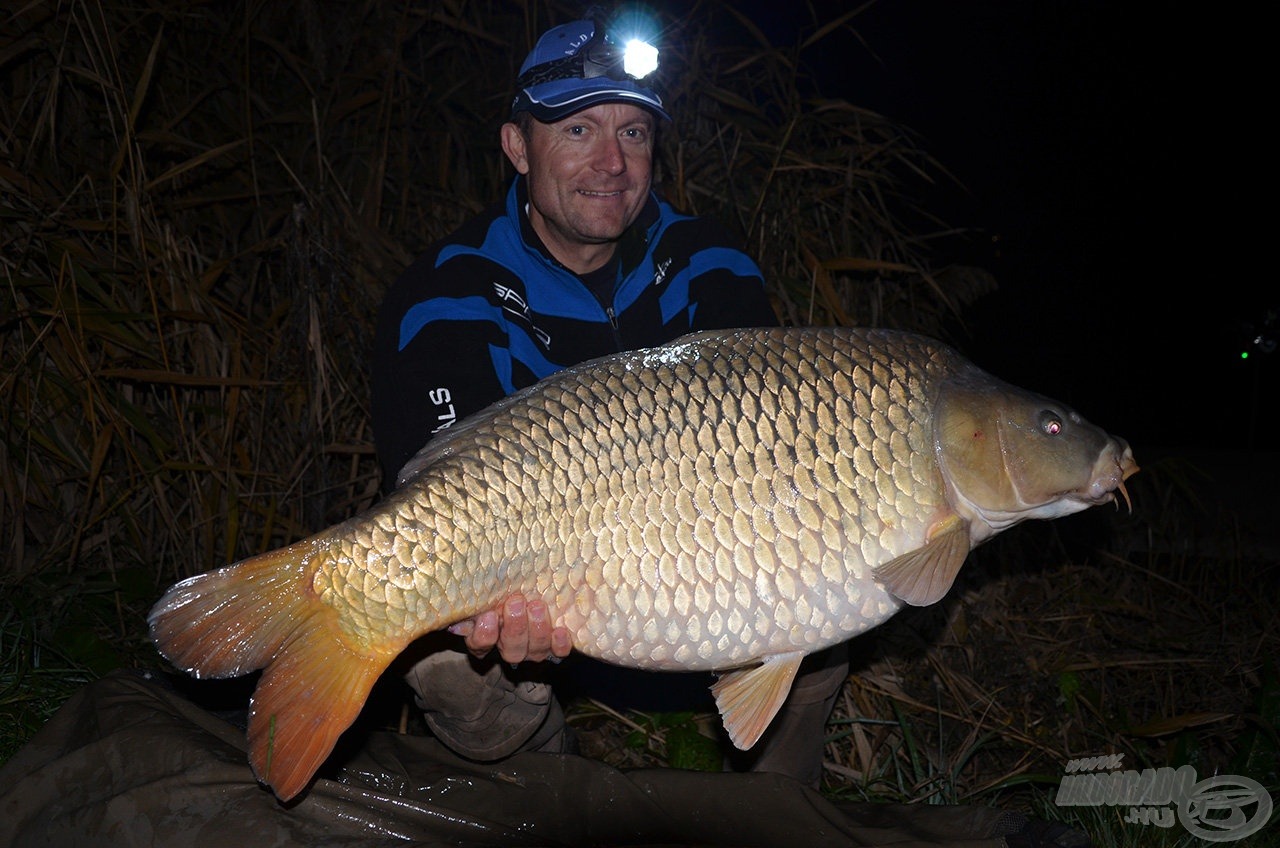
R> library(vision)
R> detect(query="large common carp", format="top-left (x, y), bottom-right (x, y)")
top-left (149, 327), bottom-right (1137, 801)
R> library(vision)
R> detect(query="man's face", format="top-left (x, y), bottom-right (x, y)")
top-left (502, 102), bottom-right (655, 272)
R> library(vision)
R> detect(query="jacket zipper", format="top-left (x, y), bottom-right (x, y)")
top-left (606, 259), bottom-right (624, 348)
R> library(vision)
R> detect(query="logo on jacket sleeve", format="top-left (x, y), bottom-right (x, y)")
top-left (652, 257), bottom-right (672, 287)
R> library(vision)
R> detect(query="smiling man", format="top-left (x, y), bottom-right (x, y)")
top-left (371, 13), bottom-right (847, 788)
top-left (502, 103), bottom-right (655, 271)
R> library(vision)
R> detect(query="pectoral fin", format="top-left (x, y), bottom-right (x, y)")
top-left (710, 651), bottom-right (805, 750)
top-left (875, 514), bottom-right (972, 606)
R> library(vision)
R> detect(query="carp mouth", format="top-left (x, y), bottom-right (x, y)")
top-left (1082, 439), bottom-right (1139, 511)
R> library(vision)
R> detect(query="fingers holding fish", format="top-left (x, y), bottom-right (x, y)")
top-left (451, 593), bottom-right (573, 664)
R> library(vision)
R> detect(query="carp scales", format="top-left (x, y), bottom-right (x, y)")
top-left (149, 327), bottom-right (1137, 801)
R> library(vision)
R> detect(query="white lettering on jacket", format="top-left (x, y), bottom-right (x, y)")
top-left (428, 387), bottom-right (456, 433)
top-left (494, 283), bottom-right (552, 347)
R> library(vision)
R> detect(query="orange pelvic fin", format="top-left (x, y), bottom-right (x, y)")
top-left (711, 651), bottom-right (805, 750)
top-left (148, 537), bottom-right (401, 802)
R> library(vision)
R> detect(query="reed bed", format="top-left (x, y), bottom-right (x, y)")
top-left (3, 0), bottom-right (982, 586)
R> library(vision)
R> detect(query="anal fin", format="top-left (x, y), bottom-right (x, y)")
top-left (710, 651), bottom-right (805, 750)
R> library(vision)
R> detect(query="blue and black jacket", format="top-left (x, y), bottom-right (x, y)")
top-left (372, 175), bottom-right (778, 489)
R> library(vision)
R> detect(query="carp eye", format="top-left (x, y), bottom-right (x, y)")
top-left (1039, 411), bottom-right (1063, 436)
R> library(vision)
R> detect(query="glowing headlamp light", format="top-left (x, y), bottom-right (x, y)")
top-left (621, 39), bottom-right (659, 79)
top-left (515, 20), bottom-right (660, 89)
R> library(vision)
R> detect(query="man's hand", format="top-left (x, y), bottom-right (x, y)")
top-left (448, 593), bottom-right (573, 664)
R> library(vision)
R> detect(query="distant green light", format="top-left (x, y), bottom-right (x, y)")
top-left (1241, 351), bottom-right (1250, 360)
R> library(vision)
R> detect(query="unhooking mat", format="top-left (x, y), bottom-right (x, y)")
top-left (0, 670), bottom-right (1087, 847)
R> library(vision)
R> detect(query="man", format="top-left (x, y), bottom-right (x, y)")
top-left (372, 14), bottom-right (848, 788)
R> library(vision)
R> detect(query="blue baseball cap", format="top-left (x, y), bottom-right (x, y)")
top-left (510, 19), bottom-right (670, 123)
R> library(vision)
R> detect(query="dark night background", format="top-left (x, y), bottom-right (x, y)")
top-left (747, 1), bottom-right (1272, 457)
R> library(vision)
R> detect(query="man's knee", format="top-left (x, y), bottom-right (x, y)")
top-left (403, 648), bottom-right (566, 760)
top-left (724, 643), bottom-right (851, 787)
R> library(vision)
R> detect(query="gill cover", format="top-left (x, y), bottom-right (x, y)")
top-left (934, 368), bottom-right (1112, 529)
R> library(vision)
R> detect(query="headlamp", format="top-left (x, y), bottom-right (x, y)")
top-left (515, 18), bottom-right (660, 90)
top-left (621, 39), bottom-right (659, 79)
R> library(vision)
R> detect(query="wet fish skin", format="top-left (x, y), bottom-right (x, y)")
top-left (148, 327), bottom-right (1137, 801)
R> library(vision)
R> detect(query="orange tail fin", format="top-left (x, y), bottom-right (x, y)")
top-left (148, 537), bottom-right (401, 801)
